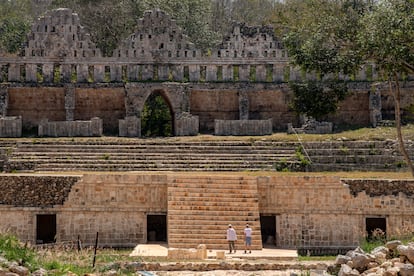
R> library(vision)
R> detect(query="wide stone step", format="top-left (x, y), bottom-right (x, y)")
top-left (309, 163), bottom-right (406, 171)
top-left (305, 148), bottom-right (395, 155)
top-left (13, 143), bottom-right (297, 151)
top-left (169, 187), bottom-right (258, 195)
top-left (168, 208), bottom-right (259, 214)
top-left (168, 233), bottom-right (262, 241)
top-left (13, 139), bottom-right (298, 146)
top-left (168, 210), bottom-right (258, 217)
top-left (168, 182), bottom-right (258, 189)
top-left (29, 163), bottom-right (277, 172)
top-left (310, 155), bottom-right (400, 164)
top-left (8, 152), bottom-right (296, 160)
top-left (168, 219), bottom-right (260, 226)
top-left (169, 197), bottom-right (259, 204)
top-left (302, 141), bottom-right (396, 149)
top-left (170, 192), bottom-right (258, 197)
top-left (169, 200), bottom-right (258, 206)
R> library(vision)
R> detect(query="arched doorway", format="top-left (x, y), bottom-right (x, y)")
top-left (141, 90), bottom-right (173, 137)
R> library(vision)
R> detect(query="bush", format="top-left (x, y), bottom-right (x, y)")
top-left (0, 233), bottom-right (36, 267)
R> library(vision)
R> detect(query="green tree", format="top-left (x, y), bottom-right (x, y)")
top-left (358, 0), bottom-right (414, 175)
top-left (50, 0), bottom-right (219, 55)
top-left (0, 0), bottom-right (32, 54)
top-left (289, 80), bottom-right (348, 121)
top-left (139, 0), bottom-right (220, 50)
top-left (283, 0), bottom-right (414, 176)
top-left (50, 0), bottom-right (137, 56)
top-left (141, 93), bottom-right (172, 137)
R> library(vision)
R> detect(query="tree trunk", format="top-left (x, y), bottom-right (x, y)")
top-left (390, 74), bottom-right (414, 177)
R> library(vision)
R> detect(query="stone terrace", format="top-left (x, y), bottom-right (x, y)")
top-left (0, 137), bottom-right (411, 173)
top-left (1, 138), bottom-right (299, 172)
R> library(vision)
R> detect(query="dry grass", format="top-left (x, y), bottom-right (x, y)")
top-left (1, 124), bottom-right (412, 143)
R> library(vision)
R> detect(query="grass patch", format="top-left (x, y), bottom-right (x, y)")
top-left (0, 233), bottom-right (38, 271)
top-left (298, 255), bottom-right (336, 261)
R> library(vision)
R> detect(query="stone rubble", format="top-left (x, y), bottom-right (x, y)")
top-left (327, 240), bottom-right (414, 276)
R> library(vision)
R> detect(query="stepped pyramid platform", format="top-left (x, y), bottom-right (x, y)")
top-left (168, 175), bottom-right (262, 250)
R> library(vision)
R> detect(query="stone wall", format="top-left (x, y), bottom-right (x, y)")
top-left (57, 174), bottom-right (168, 247)
top-left (3, 82), bottom-right (374, 134)
top-left (0, 175), bottom-right (80, 206)
top-left (257, 176), bottom-right (414, 248)
top-left (7, 86), bottom-right (66, 130)
top-left (1, 173), bottom-right (414, 249)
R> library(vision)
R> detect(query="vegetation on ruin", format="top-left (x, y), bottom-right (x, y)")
top-left (289, 80), bottom-right (348, 120)
top-left (282, 0), bottom-right (414, 175)
top-left (141, 93), bottom-right (173, 137)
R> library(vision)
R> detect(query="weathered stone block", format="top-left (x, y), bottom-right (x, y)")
top-left (214, 119), bottom-right (272, 136)
top-left (0, 116), bottom-right (22, 137)
top-left (119, 116), bottom-right (141, 137)
top-left (175, 112), bottom-right (199, 136)
top-left (38, 117), bottom-right (102, 137)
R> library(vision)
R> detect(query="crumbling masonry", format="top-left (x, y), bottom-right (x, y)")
top-left (1, 8), bottom-right (413, 137)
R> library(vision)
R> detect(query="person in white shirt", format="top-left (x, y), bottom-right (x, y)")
top-left (244, 223), bottom-right (252, 254)
top-left (226, 224), bottom-right (237, 253)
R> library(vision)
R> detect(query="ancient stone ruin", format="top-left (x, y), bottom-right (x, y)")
top-left (0, 8), bottom-right (411, 137)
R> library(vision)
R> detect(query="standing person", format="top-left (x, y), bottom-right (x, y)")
top-left (226, 224), bottom-right (237, 254)
top-left (244, 223), bottom-right (252, 254)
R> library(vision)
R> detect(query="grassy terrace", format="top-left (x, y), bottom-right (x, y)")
top-left (1, 124), bottom-right (411, 143)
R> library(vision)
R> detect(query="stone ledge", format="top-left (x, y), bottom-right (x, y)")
top-left (124, 261), bottom-right (331, 272)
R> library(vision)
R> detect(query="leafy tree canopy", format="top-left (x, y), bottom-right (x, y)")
top-left (0, 0), bottom-right (32, 54)
top-left (289, 80), bottom-right (347, 120)
top-left (282, 0), bottom-right (414, 175)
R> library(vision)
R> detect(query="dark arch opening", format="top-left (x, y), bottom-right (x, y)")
top-left (141, 91), bottom-right (173, 137)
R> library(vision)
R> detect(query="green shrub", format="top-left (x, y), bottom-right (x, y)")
top-left (0, 233), bottom-right (36, 267)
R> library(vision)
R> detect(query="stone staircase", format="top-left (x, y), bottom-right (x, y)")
top-left (302, 140), bottom-right (412, 172)
top-left (167, 175), bottom-right (262, 250)
top-left (0, 138), bottom-right (412, 173)
top-left (2, 139), bottom-right (299, 172)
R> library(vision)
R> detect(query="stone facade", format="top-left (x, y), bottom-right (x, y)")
top-left (1, 8), bottom-right (413, 136)
top-left (0, 173), bottom-right (413, 250)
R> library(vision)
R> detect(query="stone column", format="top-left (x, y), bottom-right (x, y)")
top-left (0, 84), bottom-right (9, 117)
top-left (238, 90), bottom-right (249, 120)
top-left (121, 83), bottom-right (143, 137)
top-left (65, 84), bottom-right (75, 121)
top-left (369, 84), bottom-right (382, 127)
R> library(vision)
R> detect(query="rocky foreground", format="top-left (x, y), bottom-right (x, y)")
top-left (327, 240), bottom-right (414, 275)
top-left (2, 240), bottom-right (414, 275)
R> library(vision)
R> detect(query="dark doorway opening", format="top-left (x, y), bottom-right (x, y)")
top-left (260, 215), bottom-right (276, 247)
top-left (141, 91), bottom-right (173, 137)
top-left (366, 217), bottom-right (386, 240)
top-left (36, 214), bottom-right (56, 244)
top-left (147, 214), bottom-right (167, 243)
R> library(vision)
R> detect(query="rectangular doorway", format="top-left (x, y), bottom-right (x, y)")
top-left (366, 217), bottom-right (386, 240)
top-left (36, 214), bottom-right (56, 244)
top-left (147, 214), bottom-right (167, 243)
top-left (260, 215), bottom-right (276, 247)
